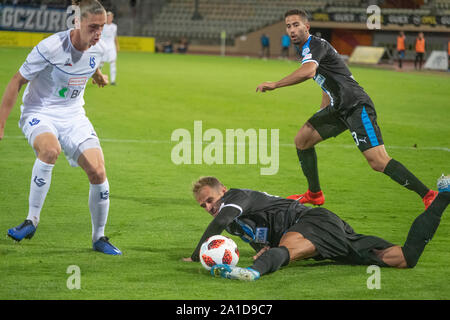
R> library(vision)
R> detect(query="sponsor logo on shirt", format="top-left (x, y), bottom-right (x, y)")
top-left (68, 77), bottom-right (88, 86)
top-left (57, 87), bottom-right (69, 98)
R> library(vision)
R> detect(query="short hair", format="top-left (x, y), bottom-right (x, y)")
top-left (72, 0), bottom-right (106, 19)
top-left (284, 9), bottom-right (309, 22)
top-left (192, 177), bottom-right (224, 196)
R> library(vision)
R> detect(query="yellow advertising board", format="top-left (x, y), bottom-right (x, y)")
top-left (0, 31), bottom-right (155, 53)
top-left (349, 46), bottom-right (385, 64)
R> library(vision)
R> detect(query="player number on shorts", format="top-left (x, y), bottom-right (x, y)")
top-left (352, 132), bottom-right (359, 146)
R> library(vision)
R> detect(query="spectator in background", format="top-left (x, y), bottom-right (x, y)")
top-left (163, 40), bottom-right (174, 53)
top-left (414, 32), bottom-right (425, 70)
top-left (396, 31), bottom-right (406, 69)
top-left (177, 38), bottom-right (189, 54)
top-left (281, 33), bottom-right (291, 59)
top-left (260, 34), bottom-right (270, 59)
top-left (447, 39), bottom-right (449, 71)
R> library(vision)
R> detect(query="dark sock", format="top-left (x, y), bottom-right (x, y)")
top-left (250, 246), bottom-right (290, 276)
top-left (383, 159), bottom-right (429, 198)
top-left (402, 193), bottom-right (450, 268)
top-left (297, 148), bottom-right (321, 193)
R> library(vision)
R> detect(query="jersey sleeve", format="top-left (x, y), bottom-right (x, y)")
top-left (301, 38), bottom-right (327, 66)
top-left (19, 44), bottom-right (51, 81)
top-left (190, 189), bottom-right (251, 261)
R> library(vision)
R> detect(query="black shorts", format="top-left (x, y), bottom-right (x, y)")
top-left (286, 208), bottom-right (395, 267)
top-left (307, 103), bottom-right (384, 152)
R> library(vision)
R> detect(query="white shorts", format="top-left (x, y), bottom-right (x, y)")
top-left (104, 49), bottom-right (117, 63)
top-left (19, 113), bottom-right (102, 167)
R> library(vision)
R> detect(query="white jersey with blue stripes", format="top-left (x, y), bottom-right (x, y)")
top-left (19, 29), bottom-right (107, 119)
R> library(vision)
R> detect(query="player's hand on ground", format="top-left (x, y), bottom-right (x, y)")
top-left (253, 246), bottom-right (270, 260)
top-left (256, 82), bottom-right (277, 93)
top-left (182, 257), bottom-right (193, 262)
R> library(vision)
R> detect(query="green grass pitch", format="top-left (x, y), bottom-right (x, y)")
top-left (0, 47), bottom-right (449, 300)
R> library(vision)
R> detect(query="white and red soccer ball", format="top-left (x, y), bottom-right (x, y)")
top-left (200, 235), bottom-right (239, 271)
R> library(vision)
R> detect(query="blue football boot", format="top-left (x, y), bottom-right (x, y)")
top-left (7, 220), bottom-right (37, 242)
top-left (211, 264), bottom-right (260, 281)
top-left (93, 236), bottom-right (122, 255)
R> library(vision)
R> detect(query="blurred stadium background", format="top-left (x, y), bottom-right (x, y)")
top-left (0, 0), bottom-right (449, 70)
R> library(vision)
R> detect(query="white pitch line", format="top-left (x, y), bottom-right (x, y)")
top-left (4, 136), bottom-right (449, 152)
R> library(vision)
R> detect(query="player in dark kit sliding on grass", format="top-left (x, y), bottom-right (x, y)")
top-left (256, 9), bottom-right (438, 209)
top-left (183, 176), bottom-right (449, 281)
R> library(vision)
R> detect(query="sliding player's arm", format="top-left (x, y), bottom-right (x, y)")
top-left (256, 61), bottom-right (317, 93)
top-left (186, 207), bottom-right (241, 262)
top-left (0, 72), bottom-right (29, 140)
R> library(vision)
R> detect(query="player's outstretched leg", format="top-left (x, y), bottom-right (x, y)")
top-left (401, 175), bottom-right (449, 268)
top-left (364, 146), bottom-right (438, 209)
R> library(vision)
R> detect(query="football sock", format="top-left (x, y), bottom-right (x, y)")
top-left (89, 179), bottom-right (110, 242)
top-left (402, 192), bottom-right (449, 268)
top-left (110, 61), bottom-right (117, 83)
top-left (383, 159), bottom-right (429, 198)
top-left (27, 159), bottom-right (54, 227)
top-left (297, 148), bottom-right (321, 193)
top-left (250, 246), bottom-right (290, 276)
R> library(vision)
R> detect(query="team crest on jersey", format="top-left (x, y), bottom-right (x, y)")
top-left (89, 57), bottom-right (96, 69)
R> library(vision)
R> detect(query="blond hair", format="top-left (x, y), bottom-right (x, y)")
top-left (192, 177), bottom-right (224, 196)
top-left (72, 0), bottom-right (105, 19)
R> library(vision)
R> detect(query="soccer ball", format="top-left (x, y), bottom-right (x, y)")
top-left (200, 235), bottom-right (239, 271)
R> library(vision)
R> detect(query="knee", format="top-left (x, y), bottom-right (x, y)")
top-left (367, 159), bottom-right (387, 172)
top-left (294, 134), bottom-right (308, 150)
top-left (295, 123), bottom-right (320, 150)
top-left (38, 146), bottom-right (61, 164)
top-left (366, 154), bottom-right (391, 173)
top-left (86, 165), bottom-right (106, 184)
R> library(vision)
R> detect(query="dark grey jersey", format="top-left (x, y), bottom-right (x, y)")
top-left (297, 35), bottom-right (373, 109)
top-left (190, 189), bottom-right (311, 261)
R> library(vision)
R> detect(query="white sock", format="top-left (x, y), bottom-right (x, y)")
top-left (27, 159), bottom-right (54, 227)
top-left (89, 179), bottom-right (110, 242)
top-left (110, 61), bottom-right (117, 83)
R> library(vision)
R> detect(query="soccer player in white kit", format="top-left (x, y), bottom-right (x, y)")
top-left (0, 0), bottom-right (121, 255)
top-left (101, 11), bottom-right (119, 85)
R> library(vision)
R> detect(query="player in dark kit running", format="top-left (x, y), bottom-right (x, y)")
top-left (183, 176), bottom-right (449, 281)
top-left (256, 9), bottom-right (437, 209)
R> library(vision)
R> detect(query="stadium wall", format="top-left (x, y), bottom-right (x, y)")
top-left (0, 31), bottom-right (155, 53)
top-left (188, 19), bottom-right (450, 58)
